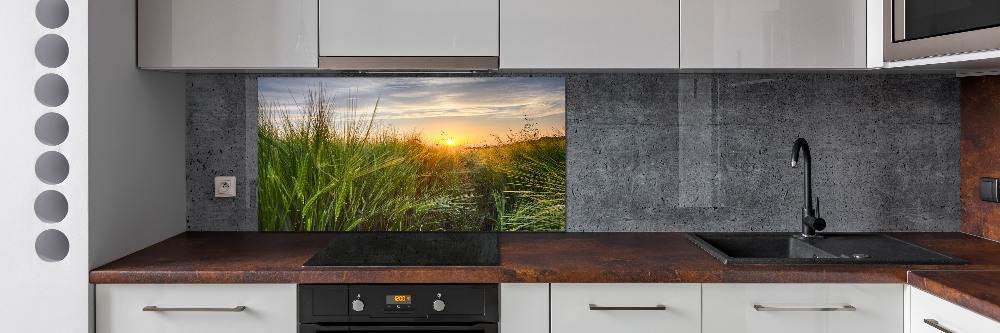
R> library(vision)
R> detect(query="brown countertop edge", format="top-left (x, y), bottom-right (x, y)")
top-left (91, 232), bottom-right (1000, 322)
top-left (91, 231), bottom-right (1000, 285)
top-left (908, 270), bottom-right (1000, 323)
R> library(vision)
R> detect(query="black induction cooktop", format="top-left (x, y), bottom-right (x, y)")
top-left (303, 232), bottom-right (500, 267)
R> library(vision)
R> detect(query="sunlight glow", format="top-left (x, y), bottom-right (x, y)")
top-left (446, 139), bottom-right (455, 146)
top-left (258, 77), bottom-right (566, 146)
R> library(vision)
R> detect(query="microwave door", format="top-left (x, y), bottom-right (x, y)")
top-left (896, 0), bottom-right (1000, 42)
top-left (884, 0), bottom-right (1000, 61)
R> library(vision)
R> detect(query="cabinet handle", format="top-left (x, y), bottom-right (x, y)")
top-left (924, 319), bottom-right (955, 333)
top-left (143, 306), bottom-right (247, 312)
top-left (589, 304), bottom-right (667, 311)
top-left (753, 305), bottom-right (856, 312)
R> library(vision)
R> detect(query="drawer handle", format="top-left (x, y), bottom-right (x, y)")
top-left (924, 319), bottom-right (955, 333)
top-left (753, 305), bottom-right (856, 312)
top-left (589, 304), bottom-right (667, 311)
top-left (143, 306), bottom-right (247, 312)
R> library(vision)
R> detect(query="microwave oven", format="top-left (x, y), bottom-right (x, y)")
top-left (884, 0), bottom-right (1000, 62)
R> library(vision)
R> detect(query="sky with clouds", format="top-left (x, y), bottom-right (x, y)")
top-left (258, 77), bottom-right (566, 146)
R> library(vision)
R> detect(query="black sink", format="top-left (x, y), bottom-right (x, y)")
top-left (686, 233), bottom-right (966, 265)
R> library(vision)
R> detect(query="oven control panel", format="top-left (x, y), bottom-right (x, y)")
top-left (362, 289), bottom-right (448, 314)
top-left (384, 294), bottom-right (414, 312)
top-left (299, 284), bottom-right (498, 323)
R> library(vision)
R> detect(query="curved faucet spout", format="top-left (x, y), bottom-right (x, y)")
top-left (791, 138), bottom-right (824, 237)
top-left (791, 138), bottom-right (812, 210)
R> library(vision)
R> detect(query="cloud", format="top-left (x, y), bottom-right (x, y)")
top-left (259, 77), bottom-right (566, 122)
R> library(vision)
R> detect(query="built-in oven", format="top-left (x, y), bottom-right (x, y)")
top-left (299, 284), bottom-right (498, 333)
top-left (884, 0), bottom-right (1000, 61)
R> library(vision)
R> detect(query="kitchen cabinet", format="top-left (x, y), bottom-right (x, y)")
top-left (132, 0), bottom-right (890, 70)
top-left (702, 283), bottom-right (903, 333)
top-left (96, 284), bottom-right (297, 333)
top-left (680, 0), bottom-right (876, 68)
top-left (500, 284), bottom-right (549, 333)
top-left (500, 0), bottom-right (680, 69)
top-left (910, 287), bottom-right (1000, 333)
top-left (319, 0), bottom-right (499, 57)
top-left (137, 0), bottom-right (318, 69)
top-left (550, 283), bottom-right (701, 333)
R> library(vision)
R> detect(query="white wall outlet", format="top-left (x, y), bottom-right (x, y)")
top-left (214, 176), bottom-right (236, 197)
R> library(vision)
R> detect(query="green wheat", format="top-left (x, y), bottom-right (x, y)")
top-left (257, 86), bottom-right (565, 232)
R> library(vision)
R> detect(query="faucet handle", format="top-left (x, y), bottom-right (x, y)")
top-left (815, 197), bottom-right (820, 218)
top-left (812, 216), bottom-right (827, 231)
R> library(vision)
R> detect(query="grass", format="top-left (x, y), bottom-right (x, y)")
top-left (258, 87), bottom-right (565, 231)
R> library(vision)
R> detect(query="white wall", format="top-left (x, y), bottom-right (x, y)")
top-left (0, 0), bottom-right (90, 331)
top-left (0, 0), bottom-right (185, 331)
top-left (88, 0), bottom-right (186, 270)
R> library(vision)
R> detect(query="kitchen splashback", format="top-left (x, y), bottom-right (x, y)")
top-left (960, 75), bottom-right (1000, 242)
top-left (257, 77), bottom-right (566, 232)
top-left (186, 73), bottom-right (960, 232)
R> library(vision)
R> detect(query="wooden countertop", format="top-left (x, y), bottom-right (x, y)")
top-left (90, 231), bottom-right (1000, 284)
top-left (908, 270), bottom-right (1000, 323)
top-left (90, 232), bottom-right (1000, 322)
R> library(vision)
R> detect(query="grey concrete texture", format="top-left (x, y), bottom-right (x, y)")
top-left (186, 73), bottom-right (960, 232)
top-left (186, 74), bottom-right (258, 231)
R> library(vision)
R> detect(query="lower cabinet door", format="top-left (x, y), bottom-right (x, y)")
top-left (550, 283), bottom-right (701, 333)
top-left (911, 287), bottom-right (1000, 333)
top-left (96, 284), bottom-right (297, 333)
top-left (702, 283), bottom-right (903, 333)
top-left (500, 283), bottom-right (549, 333)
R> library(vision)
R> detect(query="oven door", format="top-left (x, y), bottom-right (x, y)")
top-left (885, 0), bottom-right (1000, 61)
top-left (300, 323), bottom-right (498, 333)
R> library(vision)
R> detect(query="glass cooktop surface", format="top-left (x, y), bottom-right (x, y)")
top-left (303, 232), bottom-right (499, 267)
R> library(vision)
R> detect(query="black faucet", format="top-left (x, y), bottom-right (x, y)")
top-left (791, 138), bottom-right (826, 238)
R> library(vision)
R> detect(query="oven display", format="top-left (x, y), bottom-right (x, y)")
top-left (386, 295), bottom-right (412, 304)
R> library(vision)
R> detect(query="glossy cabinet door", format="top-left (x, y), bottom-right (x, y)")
top-left (911, 287), bottom-right (1000, 333)
top-left (550, 283), bottom-right (701, 333)
top-left (138, 0), bottom-right (318, 69)
top-left (500, 284), bottom-right (549, 333)
top-left (702, 283), bottom-right (903, 333)
top-left (319, 0), bottom-right (499, 57)
top-left (500, 0), bottom-right (680, 69)
top-left (681, 0), bottom-right (869, 68)
top-left (96, 284), bottom-right (297, 333)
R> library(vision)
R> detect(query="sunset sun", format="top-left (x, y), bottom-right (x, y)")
top-left (446, 139), bottom-right (455, 146)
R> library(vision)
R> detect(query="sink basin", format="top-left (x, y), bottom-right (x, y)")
top-left (686, 233), bottom-right (966, 265)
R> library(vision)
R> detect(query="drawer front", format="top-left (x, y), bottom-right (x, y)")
top-left (550, 283), bottom-right (701, 333)
top-left (96, 284), bottom-right (296, 333)
top-left (911, 288), bottom-right (1000, 333)
top-left (702, 283), bottom-right (903, 333)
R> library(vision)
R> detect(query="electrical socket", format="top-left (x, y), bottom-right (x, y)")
top-left (215, 176), bottom-right (236, 197)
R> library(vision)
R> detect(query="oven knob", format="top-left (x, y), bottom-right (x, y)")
top-left (432, 299), bottom-right (446, 312)
top-left (352, 299), bottom-right (365, 312)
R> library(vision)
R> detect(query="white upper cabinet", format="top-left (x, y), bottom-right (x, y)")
top-left (319, 0), bottom-right (499, 57)
top-left (138, 0), bottom-right (318, 69)
top-left (681, 0), bottom-right (875, 68)
top-left (134, 1), bottom-right (886, 70)
top-left (500, 0), bottom-right (680, 69)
